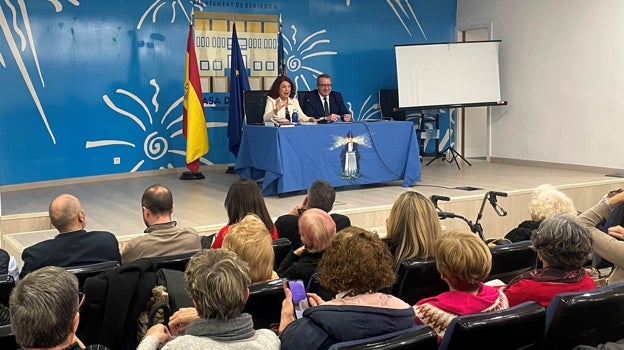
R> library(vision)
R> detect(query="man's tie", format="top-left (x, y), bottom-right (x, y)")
top-left (323, 97), bottom-right (330, 116)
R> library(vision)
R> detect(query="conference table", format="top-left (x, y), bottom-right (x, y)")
top-left (235, 121), bottom-right (421, 196)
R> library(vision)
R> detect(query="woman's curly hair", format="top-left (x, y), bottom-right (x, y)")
top-left (318, 226), bottom-right (396, 295)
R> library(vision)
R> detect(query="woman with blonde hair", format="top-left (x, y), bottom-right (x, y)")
top-left (385, 191), bottom-right (442, 267)
top-left (277, 208), bottom-right (336, 284)
top-left (505, 184), bottom-right (577, 242)
top-left (223, 214), bottom-right (278, 283)
top-left (414, 230), bottom-right (508, 340)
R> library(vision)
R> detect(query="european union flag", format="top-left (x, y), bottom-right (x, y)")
top-left (227, 23), bottom-right (250, 157)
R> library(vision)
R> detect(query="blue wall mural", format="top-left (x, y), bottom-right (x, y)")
top-left (0, 0), bottom-right (456, 186)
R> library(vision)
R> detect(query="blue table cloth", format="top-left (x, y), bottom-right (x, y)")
top-left (235, 121), bottom-right (421, 196)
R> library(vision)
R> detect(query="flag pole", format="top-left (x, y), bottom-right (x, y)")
top-left (180, 8), bottom-right (208, 180)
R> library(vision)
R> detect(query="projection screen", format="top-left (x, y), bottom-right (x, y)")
top-left (395, 40), bottom-right (501, 109)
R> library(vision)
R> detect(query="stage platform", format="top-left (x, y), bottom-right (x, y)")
top-left (1, 158), bottom-right (623, 268)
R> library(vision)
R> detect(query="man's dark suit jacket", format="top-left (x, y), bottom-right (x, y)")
top-left (301, 90), bottom-right (349, 120)
top-left (20, 229), bottom-right (121, 278)
top-left (275, 213), bottom-right (351, 249)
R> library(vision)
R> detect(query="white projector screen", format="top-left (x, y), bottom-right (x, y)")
top-left (395, 41), bottom-right (502, 108)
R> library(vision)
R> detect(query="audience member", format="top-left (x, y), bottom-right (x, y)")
top-left (278, 227), bottom-right (415, 350)
top-left (139, 249), bottom-right (280, 350)
top-left (413, 230), bottom-right (509, 340)
top-left (503, 214), bottom-right (596, 307)
top-left (119, 184), bottom-right (201, 264)
top-left (577, 189), bottom-right (624, 285)
top-left (276, 208), bottom-right (336, 285)
top-left (275, 179), bottom-right (350, 249)
top-left (300, 74), bottom-right (353, 123)
top-left (384, 191), bottom-right (442, 268)
top-left (0, 248), bottom-right (19, 282)
top-left (20, 194), bottom-right (120, 278)
top-left (263, 75), bottom-right (312, 122)
top-left (223, 214), bottom-right (278, 283)
top-left (504, 184), bottom-right (577, 242)
top-left (10, 266), bottom-right (108, 350)
top-left (212, 178), bottom-right (277, 248)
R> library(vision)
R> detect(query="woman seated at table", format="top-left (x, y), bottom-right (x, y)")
top-left (263, 75), bottom-right (312, 122)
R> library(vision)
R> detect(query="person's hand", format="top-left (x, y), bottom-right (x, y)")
top-left (294, 246), bottom-right (306, 256)
top-left (278, 281), bottom-right (296, 334)
top-left (342, 114), bottom-right (353, 122)
top-left (608, 225), bottom-right (624, 240)
top-left (289, 203), bottom-right (303, 216)
top-left (607, 189), bottom-right (624, 207)
top-left (168, 307), bottom-right (199, 336)
top-left (306, 293), bottom-right (325, 307)
top-left (329, 113), bottom-right (340, 122)
top-left (145, 324), bottom-right (171, 345)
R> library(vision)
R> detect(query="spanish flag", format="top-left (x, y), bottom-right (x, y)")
top-left (183, 24), bottom-right (208, 173)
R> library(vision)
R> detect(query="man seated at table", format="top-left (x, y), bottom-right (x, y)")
top-left (301, 73), bottom-right (353, 123)
top-left (276, 180), bottom-right (351, 248)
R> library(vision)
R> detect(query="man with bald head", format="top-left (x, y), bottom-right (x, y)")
top-left (19, 194), bottom-right (120, 278)
top-left (119, 184), bottom-right (201, 264)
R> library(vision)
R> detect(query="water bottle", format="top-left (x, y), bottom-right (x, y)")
top-left (292, 109), bottom-right (299, 124)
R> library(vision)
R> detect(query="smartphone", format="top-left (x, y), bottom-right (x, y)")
top-left (288, 279), bottom-right (309, 319)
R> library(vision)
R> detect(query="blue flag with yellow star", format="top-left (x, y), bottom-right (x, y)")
top-left (227, 23), bottom-right (250, 157)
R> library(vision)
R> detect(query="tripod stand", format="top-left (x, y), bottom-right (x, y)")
top-left (426, 146), bottom-right (472, 170)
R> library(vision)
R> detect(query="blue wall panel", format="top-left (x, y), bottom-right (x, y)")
top-left (0, 0), bottom-right (456, 185)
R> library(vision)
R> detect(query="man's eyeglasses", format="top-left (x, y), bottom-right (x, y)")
top-left (318, 84), bottom-right (332, 88)
top-left (78, 292), bottom-right (86, 309)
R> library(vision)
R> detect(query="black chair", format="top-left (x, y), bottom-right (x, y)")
top-left (438, 301), bottom-right (546, 350)
top-left (544, 282), bottom-right (624, 350)
top-left (200, 233), bottom-right (216, 249)
top-left (378, 88), bottom-right (406, 121)
top-left (151, 251), bottom-right (198, 272)
top-left (0, 324), bottom-right (18, 350)
top-left (306, 273), bottom-right (336, 301)
top-left (65, 261), bottom-right (120, 290)
top-left (487, 240), bottom-right (538, 283)
top-left (272, 237), bottom-right (292, 269)
top-left (243, 90), bottom-right (269, 124)
top-left (0, 274), bottom-right (15, 308)
top-left (243, 278), bottom-right (286, 329)
top-left (390, 258), bottom-right (448, 305)
top-left (327, 325), bottom-right (438, 350)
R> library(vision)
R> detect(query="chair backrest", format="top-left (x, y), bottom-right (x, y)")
top-left (438, 301), bottom-right (546, 350)
top-left (378, 89), bottom-right (406, 121)
top-left (65, 261), bottom-right (120, 290)
top-left (151, 251), bottom-right (198, 272)
top-left (243, 278), bottom-right (286, 329)
top-left (328, 325), bottom-right (438, 350)
top-left (0, 324), bottom-right (18, 350)
top-left (390, 258), bottom-right (448, 305)
top-left (306, 273), bottom-right (336, 301)
top-left (200, 233), bottom-right (216, 249)
top-left (0, 275), bottom-right (15, 307)
top-left (544, 282), bottom-right (624, 350)
top-left (243, 90), bottom-right (269, 124)
top-left (487, 240), bottom-right (537, 283)
top-left (272, 237), bottom-right (292, 269)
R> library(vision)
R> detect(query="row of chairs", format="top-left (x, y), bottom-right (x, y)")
top-left (392, 240), bottom-right (537, 304)
top-left (330, 282), bottom-right (624, 349)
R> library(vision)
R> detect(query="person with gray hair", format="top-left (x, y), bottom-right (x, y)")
top-left (503, 214), bottom-right (596, 307)
top-left (505, 184), bottom-right (577, 242)
top-left (276, 179), bottom-right (350, 249)
top-left (138, 249), bottom-right (280, 350)
top-left (9, 266), bottom-right (106, 350)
